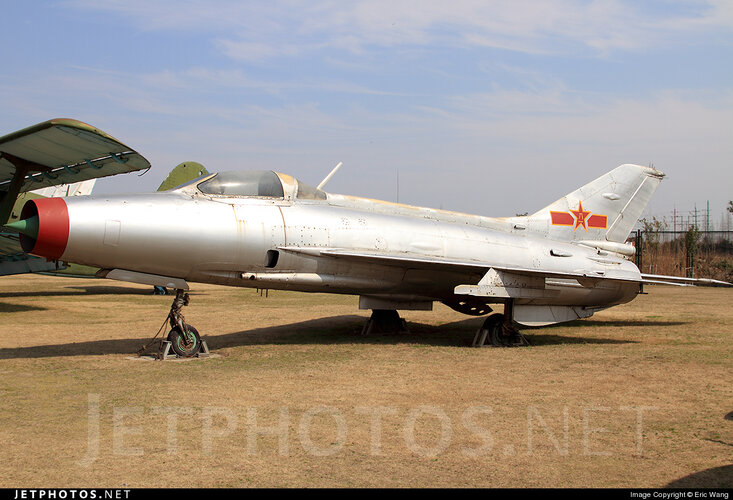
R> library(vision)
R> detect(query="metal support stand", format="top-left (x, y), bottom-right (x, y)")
top-left (473, 302), bottom-right (531, 347)
top-left (361, 309), bottom-right (409, 335)
top-left (472, 314), bottom-right (501, 347)
top-left (472, 323), bottom-right (490, 347)
top-left (158, 339), bottom-right (210, 360)
top-left (159, 341), bottom-right (173, 360)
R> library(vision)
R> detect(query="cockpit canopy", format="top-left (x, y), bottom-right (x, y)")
top-left (186, 170), bottom-right (326, 200)
top-left (198, 170), bottom-right (284, 197)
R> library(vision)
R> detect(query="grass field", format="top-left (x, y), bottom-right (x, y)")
top-left (0, 274), bottom-right (731, 488)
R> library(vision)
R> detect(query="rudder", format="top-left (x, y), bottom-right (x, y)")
top-left (525, 164), bottom-right (665, 243)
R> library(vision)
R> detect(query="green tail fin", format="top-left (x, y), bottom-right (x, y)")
top-left (157, 162), bottom-right (210, 191)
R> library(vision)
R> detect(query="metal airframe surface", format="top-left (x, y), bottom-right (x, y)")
top-left (15, 163), bottom-right (679, 326)
top-left (58, 184), bottom-right (641, 313)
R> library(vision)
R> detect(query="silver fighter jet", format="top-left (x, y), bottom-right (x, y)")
top-left (8, 149), bottom-right (729, 355)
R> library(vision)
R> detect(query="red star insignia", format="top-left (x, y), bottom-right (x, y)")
top-left (569, 201), bottom-right (591, 231)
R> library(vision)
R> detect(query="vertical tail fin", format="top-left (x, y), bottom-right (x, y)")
top-left (157, 162), bottom-right (210, 191)
top-left (526, 164), bottom-right (665, 243)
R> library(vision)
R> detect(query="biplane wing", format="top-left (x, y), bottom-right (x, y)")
top-left (0, 118), bottom-right (151, 225)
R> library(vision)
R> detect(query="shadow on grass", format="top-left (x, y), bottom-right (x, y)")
top-left (666, 464), bottom-right (733, 488)
top-left (0, 302), bottom-right (47, 313)
top-left (552, 319), bottom-right (687, 328)
top-left (212, 316), bottom-right (643, 350)
top-left (0, 314), bottom-right (665, 359)
top-left (0, 285), bottom-right (208, 299)
top-left (0, 285), bottom-right (153, 298)
top-left (520, 318), bottom-right (687, 346)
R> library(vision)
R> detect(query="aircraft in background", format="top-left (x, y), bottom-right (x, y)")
top-left (1, 161), bottom-right (208, 284)
top-left (0, 119), bottom-right (150, 276)
top-left (0, 119), bottom-right (206, 283)
top-left (6, 119), bottom-right (731, 356)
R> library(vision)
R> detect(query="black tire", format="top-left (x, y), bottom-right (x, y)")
top-left (167, 323), bottom-right (202, 357)
top-left (486, 313), bottom-right (529, 347)
top-left (485, 313), bottom-right (509, 346)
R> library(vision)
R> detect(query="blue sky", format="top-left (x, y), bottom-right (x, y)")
top-left (2, 0), bottom-right (732, 226)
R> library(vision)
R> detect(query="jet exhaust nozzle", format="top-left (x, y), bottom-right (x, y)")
top-left (12, 198), bottom-right (70, 260)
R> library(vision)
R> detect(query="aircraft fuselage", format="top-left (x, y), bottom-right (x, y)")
top-left (45, 189), bottom-right (640, 315)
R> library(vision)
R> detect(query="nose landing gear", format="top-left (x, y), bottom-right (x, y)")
top-left (165, 289), bottom-right (203, 357)
top-left (167, 323), bottom-right (202, 357)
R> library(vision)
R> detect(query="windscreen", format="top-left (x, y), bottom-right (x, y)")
top-left (197, 170), bottom-right (284, 198)
top-left (296, 180), bottom-right (327, 200)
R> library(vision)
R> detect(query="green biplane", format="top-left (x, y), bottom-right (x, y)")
top-left (0, 118), bottom-right (207, 277)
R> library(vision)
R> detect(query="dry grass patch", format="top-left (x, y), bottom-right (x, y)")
top-left (0, 275), bottom-right (730, 487)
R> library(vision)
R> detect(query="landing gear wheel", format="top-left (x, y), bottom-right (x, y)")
top-left (483, 313), bottom-right (504, 346)
top-left (473, 313), bottom-right (530, 347)
top-left (167, 323), bottom-right (202, 357)
top-left (485, 314), bottom-right (510, 346)
top-left (488, 313), bottom-right (530, 347)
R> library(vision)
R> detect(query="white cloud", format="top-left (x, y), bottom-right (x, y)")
top-left (5, 61), bottom-right (730, 218)
top-left (7, 2), bottom-right (733, 218)
top-left (66, 0), bottom-right (733, 58)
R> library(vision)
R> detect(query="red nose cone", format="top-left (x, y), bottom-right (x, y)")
top-left (19, 198), bottom-right (70, 260)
